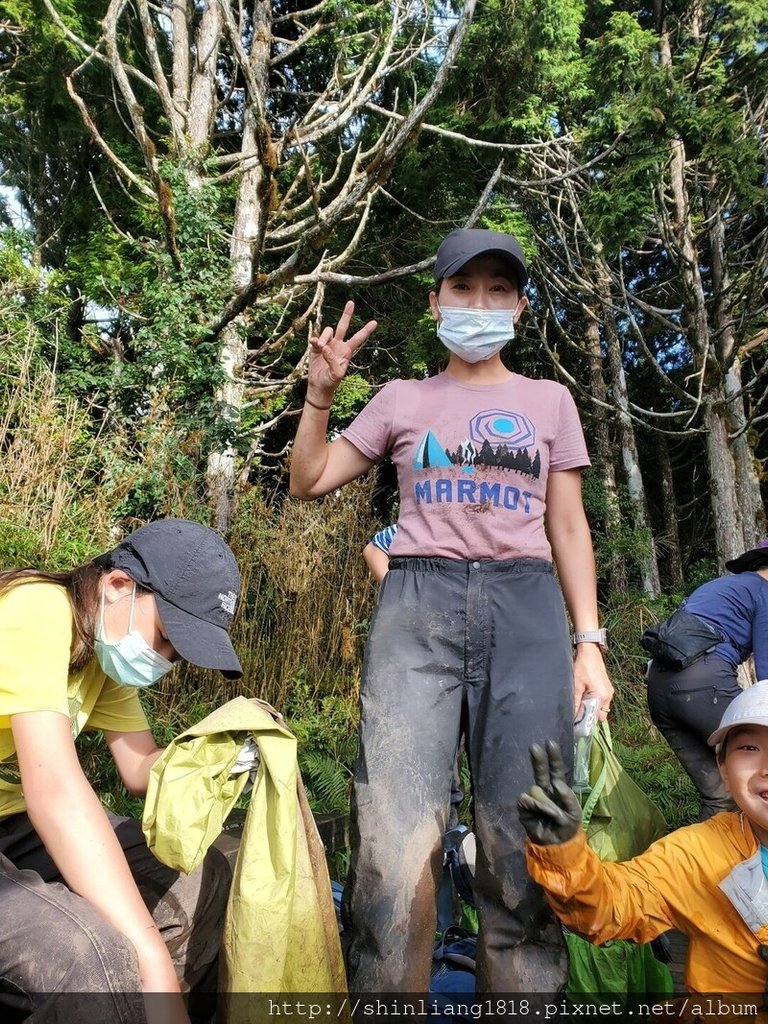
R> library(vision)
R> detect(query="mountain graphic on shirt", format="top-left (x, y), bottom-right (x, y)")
top-left (413, 431), bottom-right (453, 469)
top-left (412, 409), bottom-right (541, 479)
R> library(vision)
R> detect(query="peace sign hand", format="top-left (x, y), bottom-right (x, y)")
top-left (307, 301), bottom-right (378, 404)
top-left (517, 741), bottom-right (582, 846)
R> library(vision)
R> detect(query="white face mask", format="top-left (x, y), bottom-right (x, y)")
top-left (436, 304), bottom-right (518, 363)
top-left (94, 583), bottom-right (175, 688)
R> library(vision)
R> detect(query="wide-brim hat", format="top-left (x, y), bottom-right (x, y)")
top-left (95, 519), bottom-right (243, 679)
top-left (725, 540), bottom-right (768, 575)
top-left (708, 680), bottom-right (768, 748)
top-left (434, 228), bottom-right (528, 287)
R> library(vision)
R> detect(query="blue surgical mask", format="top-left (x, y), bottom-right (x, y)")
top-left (437, 304), bottom-right (518, 363)
top-left (94, 583), bottom-right (175, 688)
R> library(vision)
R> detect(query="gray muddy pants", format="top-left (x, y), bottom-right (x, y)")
top-left (0, 811), bottom-right (231, 1024)
top-left (344, 556), bottom-right (574, 994)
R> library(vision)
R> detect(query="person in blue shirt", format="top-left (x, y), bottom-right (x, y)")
top-left (646, 541), bottom-right (768, 819)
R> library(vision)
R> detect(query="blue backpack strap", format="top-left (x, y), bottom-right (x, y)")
top-left (433, 926), bottom-right (477, 973)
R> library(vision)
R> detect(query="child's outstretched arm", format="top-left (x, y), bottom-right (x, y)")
top-left (519, 742), bottom-right (676, 948)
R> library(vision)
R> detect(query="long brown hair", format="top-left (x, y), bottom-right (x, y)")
top-left (0, 563), bottom-right (104, 671)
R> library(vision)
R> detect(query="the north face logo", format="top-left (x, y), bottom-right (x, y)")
top-left (218, 590), bottom-right (237, 615)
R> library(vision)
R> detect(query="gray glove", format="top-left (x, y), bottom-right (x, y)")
top-left (517, 740), bottom-right (582, 845)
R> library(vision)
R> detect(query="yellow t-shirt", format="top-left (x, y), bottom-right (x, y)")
top-left (0, 581), bottom-right (149, 817)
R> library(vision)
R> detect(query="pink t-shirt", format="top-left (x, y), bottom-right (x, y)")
top-left (342, 372), bottom-right (590, 561)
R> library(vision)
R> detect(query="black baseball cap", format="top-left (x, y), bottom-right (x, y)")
top-left (95, 519), bottom-right (243, 678)
top-left (725, 539), bottom-right (768, 575)
top-left (434, 228), bottom-right (528, 287)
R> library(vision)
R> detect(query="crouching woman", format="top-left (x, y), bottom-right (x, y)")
top-left (0, 519), bottom-right (243, 1024)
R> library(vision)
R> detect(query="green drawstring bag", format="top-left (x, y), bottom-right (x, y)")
top-left (565, 722), bottom-right (673, 1006)
top-left (565, 929), bottom-right (673, 999)
top-left (581, 721), bottom-right (668, 862)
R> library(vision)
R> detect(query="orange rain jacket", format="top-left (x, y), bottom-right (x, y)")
top-left (526, 811), bottom-right (768, 995)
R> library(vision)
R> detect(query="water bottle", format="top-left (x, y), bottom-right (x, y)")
top-left (573, 696), bottom-right (599, 794)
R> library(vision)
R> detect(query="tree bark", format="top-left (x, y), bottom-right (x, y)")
top-left (600, 279), bottom-right (661, 597)
top-left (187, 2), bottom-right (223, 152)
top-left (704, 178), bottom-right (766, 548)
top-left (585, 316), bottom-right (627, 592)
top-left (656, 435), bottom-right (685, 587)
top-left (702, 397), bottom-right (744, 568)
top-left (205, 1), bottom-right (272, 530)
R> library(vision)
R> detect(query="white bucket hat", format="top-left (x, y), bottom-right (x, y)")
top-left (708, 680), bottom-right (768, 749)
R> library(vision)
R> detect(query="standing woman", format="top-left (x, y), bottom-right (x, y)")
top-left (290, 229), bottom-right (613, 994)
top-left (645, 540), bottom-right (768, 821)
top-left (0, 519), bottom-right (243, 1024)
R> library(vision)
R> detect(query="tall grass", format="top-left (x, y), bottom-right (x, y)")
top-left (225, 480), bottom-right (379, 706)
top-left (0, 349), bottom-right (125, 565)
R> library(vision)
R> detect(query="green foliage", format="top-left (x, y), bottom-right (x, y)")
top-left (438, 0), bottom-right (590, 138)
top-left (95, 176), bottom-right (236, 443)
top-left (578, 2), bottom-right (767, 249)
top-left (331, 374), bottom-right (374, 424)
top-left (0, 362), bottom-right (110, 561)
top-left (300, 751), bottom-right (352, 813)
top-left (283, 673), bottom-right (359, 815)
top-left (581, 469), bottom-right (658, 594)
top-left (583, 10), bottom-right (658, 106)
top-left (75, 731), bottom-right (145, 818)
top-left (480, 203), bottom-right (538, 267)
top-left (614, 735), bottom-right (698, 827)
top-left (682, 557), bottom-right (718, 594)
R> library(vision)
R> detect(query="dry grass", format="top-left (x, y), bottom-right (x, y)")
top-left (154, 479), bottom-right (381, 711)
top-left (0, 349), bottom-right (129, 565)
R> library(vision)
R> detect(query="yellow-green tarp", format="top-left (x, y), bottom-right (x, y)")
top-left (142, 696), bottom-right (347, 1022)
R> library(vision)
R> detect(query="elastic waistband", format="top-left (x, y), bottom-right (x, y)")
top-left (388, 556), bottom-right (554, 575)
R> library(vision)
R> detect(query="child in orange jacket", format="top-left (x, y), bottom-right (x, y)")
top-left (519, 681), bottom-right (768, 998)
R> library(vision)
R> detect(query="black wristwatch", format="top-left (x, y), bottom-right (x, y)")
top-left (572, 628), bottom-right (609, 654)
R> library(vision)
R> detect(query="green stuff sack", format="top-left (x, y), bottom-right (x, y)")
top-left (566, 722), bottom-right (673, 1006)
top-left (565, 931), bottom-right (673, 1004)
top-left (580, 722), bottom-right (668, 862)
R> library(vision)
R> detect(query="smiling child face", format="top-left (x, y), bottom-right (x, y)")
top-left (719, 724), bottom-right (768, 845)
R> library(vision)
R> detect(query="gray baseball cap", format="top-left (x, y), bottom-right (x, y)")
top-left (434, 228), bottom-right (528, 287)
top-left (708, 681), bottom-right (768, 748)
top-left (95, 519), bottom-right (243, 679)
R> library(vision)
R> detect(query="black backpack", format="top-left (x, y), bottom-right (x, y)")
top-left (640, 608), bottom-right (723, 671)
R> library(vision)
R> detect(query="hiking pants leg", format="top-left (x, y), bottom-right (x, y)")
top-left (113, 816), bottom-right (231, 1022)
top-left (345, 561), bottom-right (466, 993)
top-left (0, 849), bottom-right (146, 1024)
top-left (464, 560), bottom-right (573, 994)
top-left (646, 655), bottom-right (739, 820)
top-left (0, 813), bottom-right (230, 1023)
